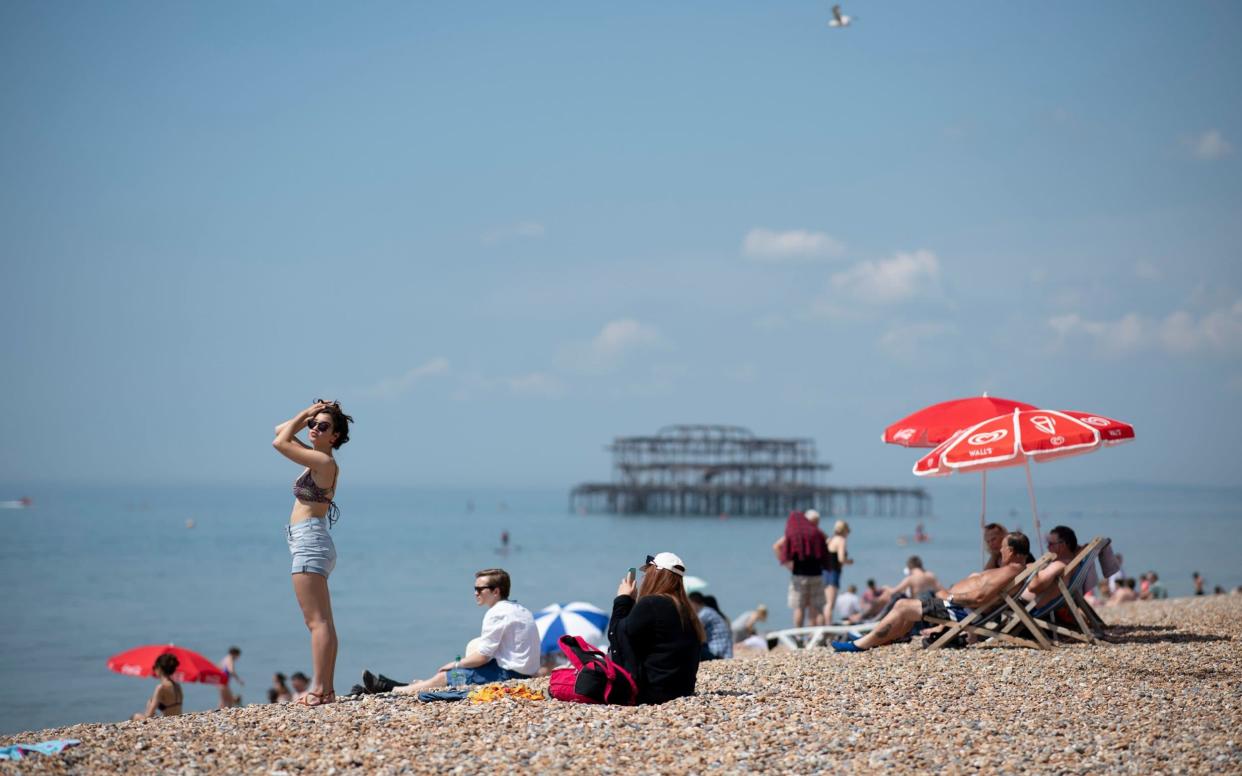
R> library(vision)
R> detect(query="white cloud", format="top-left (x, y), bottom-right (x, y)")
top-left (481, 221), bottom-right (546, 244)
top-left (1186, 129), bottom-right (1232, 160)
top-left (1134, 260), bottom-right (1161, 281)
top-left (504, 372), bottom-right (567, 399)
top-left (1049, 301), bottom-right (1242, 356)
top-left (742, 228), bottom-right (845, 261)
top-left (830, 250), bottom-right (941, 304)
top-left (356, 357), bottom-right (450, 399)
top-left (558, 319), bottom-right (667, 374)
top-left (879, 321), bottom-right (954, 358)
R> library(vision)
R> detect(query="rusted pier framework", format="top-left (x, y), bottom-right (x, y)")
top-left (570, 425), bottom-right (930, 517)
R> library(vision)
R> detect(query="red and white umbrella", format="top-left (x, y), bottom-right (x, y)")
top-left (884, 394), bottom-right (1038, 563)
top-left (914, 409), bottom-right (1135, 549)
top-left (883, 394), bottom-right (1037, 448)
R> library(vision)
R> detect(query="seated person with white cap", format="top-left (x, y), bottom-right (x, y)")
top-left (609, 552), bottom-right (705, 705)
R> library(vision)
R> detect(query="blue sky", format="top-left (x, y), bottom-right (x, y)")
top-left (2, 2), bottom-right (1239, 489)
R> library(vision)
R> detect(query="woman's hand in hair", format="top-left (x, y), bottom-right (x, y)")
top-left (304, 401), bottom-right (329, 417)
top-left (616, 575), bottom-right (637, 599)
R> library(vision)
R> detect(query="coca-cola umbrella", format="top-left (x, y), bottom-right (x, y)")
top-left (106, 644), bottom-right (228, 685)
top-left (914, 409), bottom-right (1135, 551)
top-left (884, 394), bottom-right (1039, 563)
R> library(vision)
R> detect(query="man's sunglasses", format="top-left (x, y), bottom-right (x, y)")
top-left (473, 585), bottom-right (496, 593)
top-left (307, 420), bottom-right (332, 432)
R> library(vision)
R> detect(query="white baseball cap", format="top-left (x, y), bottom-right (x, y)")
top-left (805, 509), bottom-right (821, 522)
top-left (643, 552), bottom-right (686, 576)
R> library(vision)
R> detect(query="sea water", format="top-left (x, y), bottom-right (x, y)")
top-left (1, 481), bottom-right (1238, 734)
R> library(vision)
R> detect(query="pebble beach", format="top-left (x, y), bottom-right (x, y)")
top-left (4, 595), bottom-right (1239, 775)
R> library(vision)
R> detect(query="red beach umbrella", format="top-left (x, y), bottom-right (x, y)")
top-left (883, 394), bottom-right (1038, 448)
top-left (914, 409), bottom-right (1136, 549)
top-left (106, 644), bottom-right (228, 685)
top-left (884, 394), bottom-right (1039, 564)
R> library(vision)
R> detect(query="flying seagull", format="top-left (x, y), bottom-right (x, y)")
top-left (828, 4), bottom-right (852, 27)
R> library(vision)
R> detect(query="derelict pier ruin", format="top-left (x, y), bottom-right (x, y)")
top-left (570, 425), bottom-right (930, 517)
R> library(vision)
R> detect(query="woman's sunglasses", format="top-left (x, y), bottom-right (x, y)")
top-left (307, 420), bottom-right (332, 432)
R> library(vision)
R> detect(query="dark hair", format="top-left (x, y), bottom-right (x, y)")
top-left (475, 568), bottom-right (511, 599)
top-left (290, 672), bottom-right (309, 683)
top-left (228, 646), bottom-right (241, 657)
top-left (153, 653), bottom-right (179, 678)
top-left (267, 688), bottom-right (279, 703)
top-left (313, 400), bottom-right (353, 449)
top-left (1049, 525), bottom-right (1079, 554)
top-left (907, 555), bottom-right (923, 570)
top-left (638, 568), bottom-right (707, 644)
top-left (984, 522), bottom-right (1006, 533)
top-left (1005, 531), bottom-right (1034, 563)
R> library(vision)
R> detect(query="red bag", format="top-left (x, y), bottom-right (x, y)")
top-left (548, 635), bottom-right (637, 705)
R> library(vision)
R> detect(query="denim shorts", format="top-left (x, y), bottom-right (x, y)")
top-left (822, 569), bottom-right (842, 588)
top-left (286, 518), bottom-right (336, 577)
top-left (446, 658), bottom-right (530, 687)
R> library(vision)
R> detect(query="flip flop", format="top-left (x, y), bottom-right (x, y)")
top-left (296, 690), bottom-right (336, 707)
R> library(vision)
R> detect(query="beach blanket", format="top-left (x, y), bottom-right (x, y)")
top-left (0, 739), bottom-right (81, 761)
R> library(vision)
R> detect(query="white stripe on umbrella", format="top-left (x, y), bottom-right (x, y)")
top-left (534, 602), bottom-right (609, 654)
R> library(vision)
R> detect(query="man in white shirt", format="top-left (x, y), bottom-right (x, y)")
top-left (388, 568), bottom-right (540, 695)
top-left (833, 584), bottom-right (864, 624)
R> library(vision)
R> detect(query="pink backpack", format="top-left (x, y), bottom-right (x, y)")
top-left (548, 635), bottom-right (637, 705)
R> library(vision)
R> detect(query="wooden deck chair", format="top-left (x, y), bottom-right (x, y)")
top-left (923, 552), bottom-right (1057, 650)
top-left (1000, 537), bottom-right (1110, 646)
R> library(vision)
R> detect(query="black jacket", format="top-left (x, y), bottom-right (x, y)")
top-left (609, 594), bottom-right (701, 705)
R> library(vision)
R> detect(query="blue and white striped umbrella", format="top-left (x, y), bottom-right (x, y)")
top-left (534, 601), bottom-right (609, 654)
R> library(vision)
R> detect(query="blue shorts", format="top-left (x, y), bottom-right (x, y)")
top-left (448, 659), bottom-right (530, 686)
top-left (287, 518), bottom-right (337, 577)
top-left (822, 569), bottom-right (842, 588)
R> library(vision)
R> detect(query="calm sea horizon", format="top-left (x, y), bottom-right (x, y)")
top-left (1, 480), bottom-right (1238, 735)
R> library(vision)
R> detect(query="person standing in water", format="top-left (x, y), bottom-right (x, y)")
top-left (218, 646), bottom-right (243, 708)
top-left (273, 399), bottom-right (353, 706)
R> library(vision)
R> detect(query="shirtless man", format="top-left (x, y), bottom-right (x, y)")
top-left (860, 556), bottom-right (941, 619)
top-left (1022, 526), bottom-right (1080, 607)
top-left (832, 532), bottom-right (1034, 652)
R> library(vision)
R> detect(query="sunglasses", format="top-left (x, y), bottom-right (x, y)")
top-left (473, 585), bottom-right (495, 593)
top-left (307, 420), bottom-right (332, 432)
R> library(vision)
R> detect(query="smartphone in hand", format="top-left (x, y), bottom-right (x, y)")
top-left (626, 567), bottom-right (636, 584)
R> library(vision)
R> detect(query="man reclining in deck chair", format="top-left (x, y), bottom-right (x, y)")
top-left (831, 532), bottom-right (1035, 652)
top-left (1022, 526), bottom-right (1080, 606)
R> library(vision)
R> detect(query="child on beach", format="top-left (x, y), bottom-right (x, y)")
top-left (218, 647), bottom-right (243, 708)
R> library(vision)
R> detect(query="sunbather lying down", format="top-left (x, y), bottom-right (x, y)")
top-left (832, 532), bottom-right (1035, 652)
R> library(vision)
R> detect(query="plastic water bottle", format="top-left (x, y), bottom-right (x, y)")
top-left (449, 655), bottom-right (464, 688)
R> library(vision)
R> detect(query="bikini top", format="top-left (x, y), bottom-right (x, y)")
top-left (294, 466), bottom-right (340, 527)
top-left (157, 684), bottom-right (183, 712)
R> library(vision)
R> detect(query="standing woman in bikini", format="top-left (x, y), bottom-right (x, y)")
top-left (273, 399), bottom-right (353, 706)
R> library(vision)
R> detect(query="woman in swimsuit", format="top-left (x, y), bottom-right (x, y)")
top-left (822, 520), bottom-right (853, 625)
top-left (132, 653), bottom-right (182, 719)
top-left (273, 399), bottom-right (353, 706)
